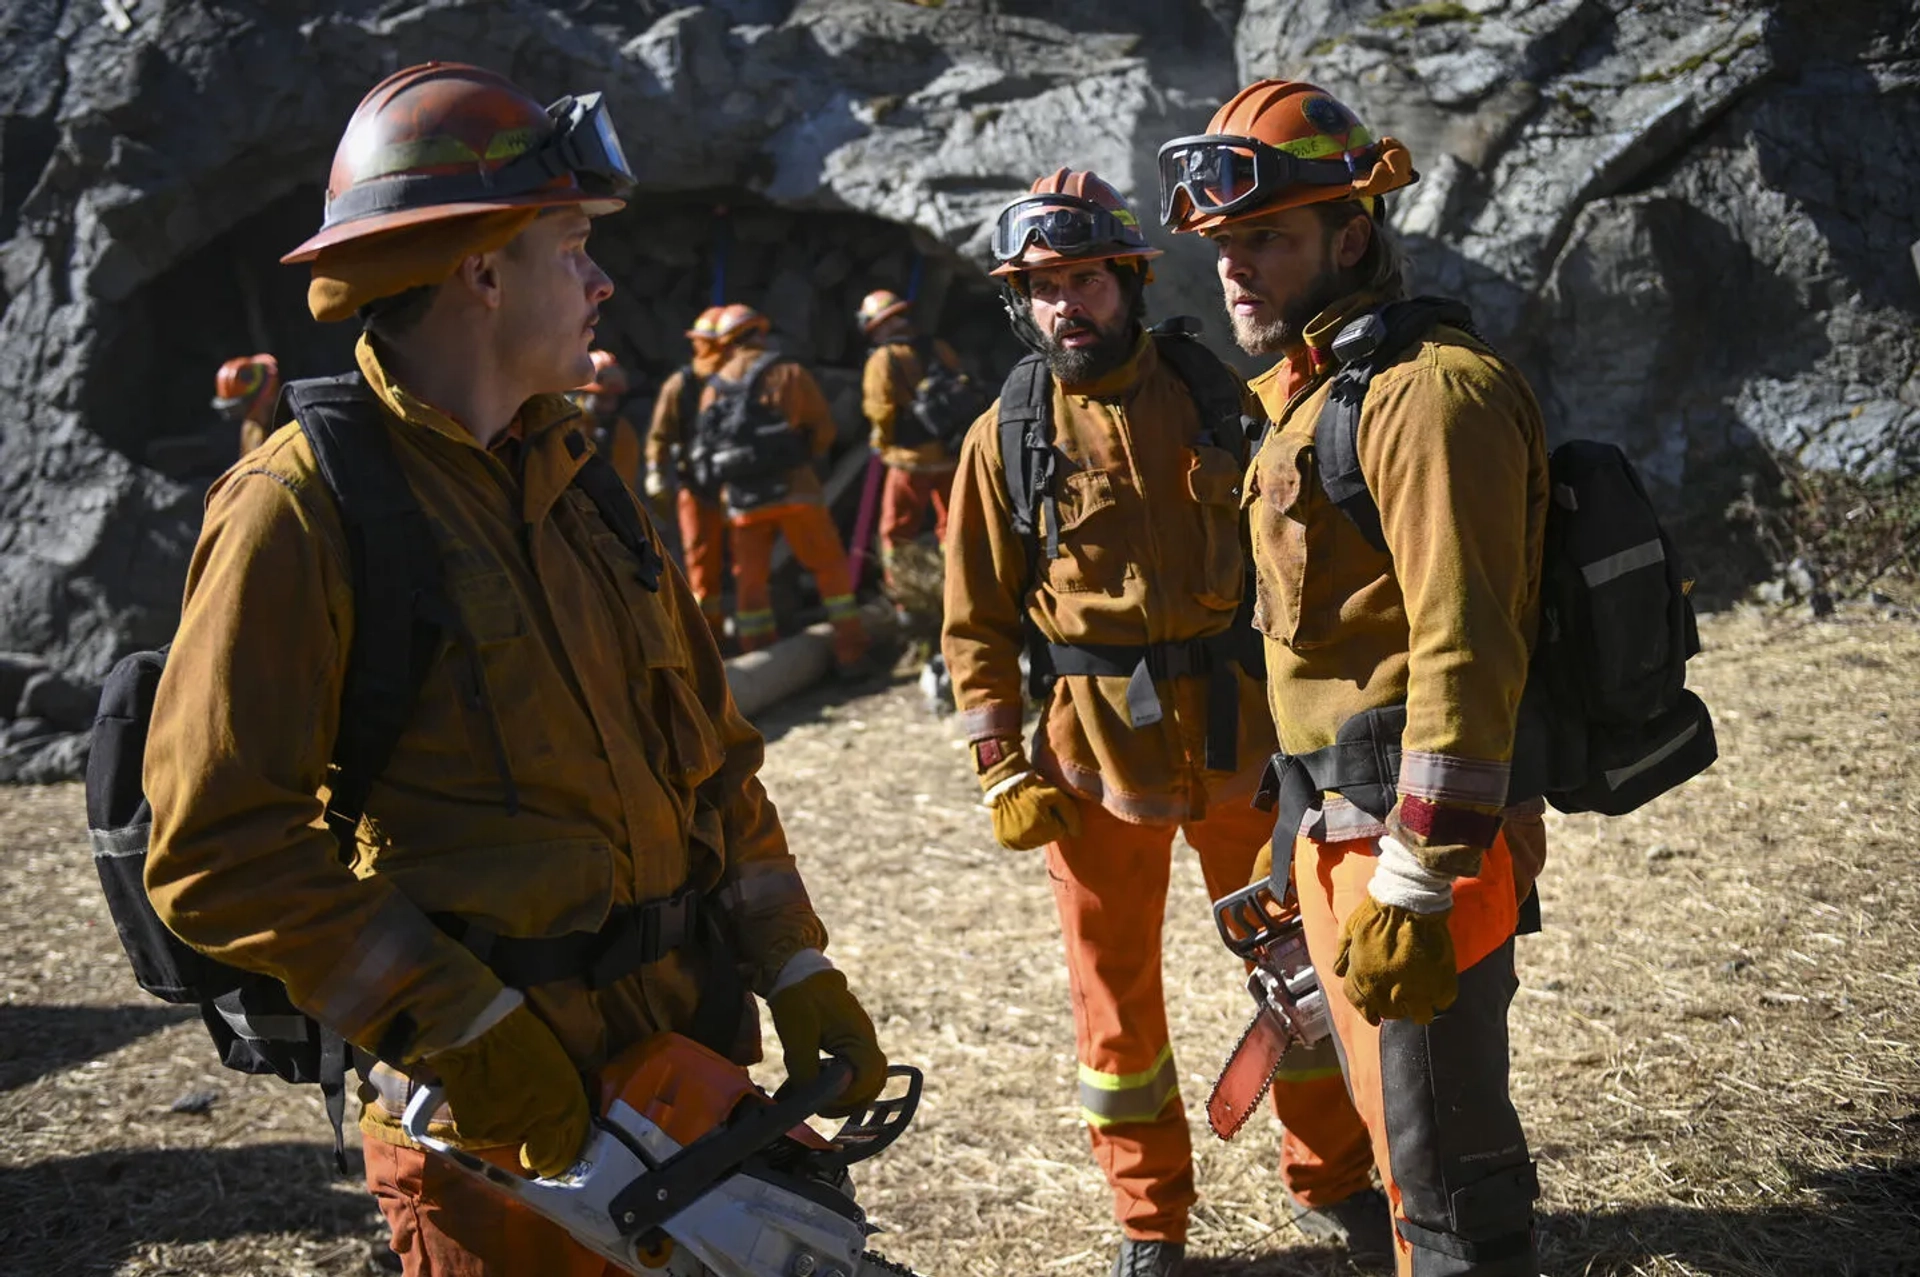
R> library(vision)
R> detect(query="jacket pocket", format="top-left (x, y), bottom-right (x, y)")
top-left (1246, 442), bottom-right (1312, 647)
top-left (1045, 466), bottom-right (1128, 595)
top-left (585, 518), bottom-right (691, 673)
top-left (444, 566), bottom-right (557, 770)
top-left (1187, 445), bottom-right (1246, 611)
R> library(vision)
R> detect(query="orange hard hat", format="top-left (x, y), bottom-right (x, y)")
top-left (857, 289), bottom-right (911, 335)
top-left (281, 62), bottom-right (633, 264)
top-left (211, 354), bottom-right (280, 414)
top-left (989, 168), bottom-right (1163, 278)
top-left (1159, 81), bottom-right (1416, 234)
top-left (685, 305), bottom-right (725, 341)
top-left (579, 348), bottom-right (627, 395)
top-left (711, 303), bottom-right (770, 345)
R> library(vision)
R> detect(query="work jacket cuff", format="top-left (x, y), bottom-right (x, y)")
top-left (1386, 799), bottom-right (1490, 879)
top-left (958, 702), bottom-right (1023, 743)
top-left (769, 948), bottom-right (835, 997)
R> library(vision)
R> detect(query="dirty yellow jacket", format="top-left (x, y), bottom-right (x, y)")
top-left (1246, 294), bottom-right (1549, 875)
top-left (145, 336), bottom-right (828, 1144)
top-left (863, 338), bottom-right (962, 472)
top-left (701, 343), bottom-right (838, 517)
top-left (942, 333), bottom-right (1277, 826)
top-left (644, 366), bottom-right (700, 477)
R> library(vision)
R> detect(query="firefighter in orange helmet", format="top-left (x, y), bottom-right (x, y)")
top-left (576, 348), bottom-right (643, 486)
top-left (213, 354), bottom-right (281, 457)
top-left (856, 289), bottom-right (971, 596)
top-left (688, 303), bottom-right (867, 667)
top-left (144, 62), bottom-right (886, 1276)
top-left (1165, 80), bottom-right (1550, 1275)
top-left (645, 305), bottom-right (729, 633)
top-left (942, 167), bottom-right (1383, 1277)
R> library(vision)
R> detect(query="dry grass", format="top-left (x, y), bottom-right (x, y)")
top-left (3, 608), bottom-right (1919, 1274)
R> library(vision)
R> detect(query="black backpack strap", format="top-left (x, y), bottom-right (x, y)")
top-left (1149, 319), bottom-right (1261, 456)
top-left (284, 374), bottom-right (460, 850)
top-left (674, 364), bottom-right (702, 441)
top-left (565, 431), bottom-right (664, 592)
top-left (995, 354), bottom-right (1058, 702)
top-left (1313, 296), bottom-right (1477, 555)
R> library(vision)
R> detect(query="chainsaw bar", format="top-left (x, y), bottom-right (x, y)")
top-left (858, 1249), bottom-right (929, 1276)
top-left (1206, 1005), bottom-right (1291, 1141)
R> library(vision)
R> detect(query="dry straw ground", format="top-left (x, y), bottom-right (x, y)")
top-left (2, 608), bottom-right (1918, 1275)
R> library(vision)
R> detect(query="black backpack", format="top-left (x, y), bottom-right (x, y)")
top-left (894, 337), bottom-right (989, 454)
top-left (1310, 297), bottom-right (1716, 816)
top-left (85, 373), bottom-right (664, 1165)
top-left (685, 351), bottom-right (810, 509)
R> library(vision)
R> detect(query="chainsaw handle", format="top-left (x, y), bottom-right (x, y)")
top-left (1212, 879), bottom-right (1292, 959)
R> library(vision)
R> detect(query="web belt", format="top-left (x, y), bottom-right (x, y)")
top-left (1033, 636), bottom-right (1242, 773)
top-left (432, 885), bottom-right (703, 991)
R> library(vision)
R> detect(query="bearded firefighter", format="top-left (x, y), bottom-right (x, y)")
top-left (143, 63), bottom-right (887, 1273)
top-left (1162, 80), bottom-right (1553, 1275)
top-left (941, 168), bottom-right (1387, 1277)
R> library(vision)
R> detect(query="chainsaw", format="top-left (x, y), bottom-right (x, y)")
top-left (1204, 878), bottom-right (1334, 1141)
top-left (403, 1032), bottom-right (930, 1276)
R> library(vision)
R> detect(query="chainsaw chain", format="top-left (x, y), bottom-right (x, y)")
top-left (859, 1248), bottom-right (927, 1276)
top-left (1211, 1014), bottom-right (1277, 1142)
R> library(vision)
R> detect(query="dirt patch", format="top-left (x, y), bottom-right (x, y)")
top-left (4, 608), bottom-right (1919, 1274)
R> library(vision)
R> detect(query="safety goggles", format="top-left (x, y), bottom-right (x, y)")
top-left (1156, 133), bottom-right (1370, 227)
top-left (990, 193), bottom-right (1147, 266)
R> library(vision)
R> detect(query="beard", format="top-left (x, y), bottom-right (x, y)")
top-left (1041, 311), bottom-right (1137, 385)
top-left (1228, 258), bottom-right (1350, 356)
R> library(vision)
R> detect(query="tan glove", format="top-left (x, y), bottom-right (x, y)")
top-left (1332, 836), bottom-right (1458, 1026)
top-left (643, 467), bottom-right (669, 499)
top-left (975, 737), bottom-right (1081, 851)
top-left (422, 1002), bottom-right (590, 1177)
top-left (768, 969), bottom-right (888, 1118)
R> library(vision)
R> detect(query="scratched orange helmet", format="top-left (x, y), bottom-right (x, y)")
top-left (281, 62), bottom-right (634, 263)
top-left (711, 303), bottom-right (770, 346)
top-left (988, 168), bottom-right (1163, 279)
top-left (211, 354), bottom-right (280, 420)
top-left (579, 349), bottom-right (627, 396)
top-left (856, 289), bottom-right (911, 335)
top-left (1158, 80), bottom-right (1416, 234)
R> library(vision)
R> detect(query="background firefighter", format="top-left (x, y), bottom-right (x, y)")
top-left (1165, 79), bottom-right (1551, 1275)
top-left (575, 348), bottom-right (642, 486)
top-left (941, 168), bottom-right (1385, 1277)
top-left (645, 305), bottom-right (728, 636)
top-left (213, 353), bottom-right (281, 458)
top-left (694, 302), bottom-right (869, 669)
top-left (857, 289), bottom-right (965, 597)
top-left (141, 62), bottom-right (887, 1275)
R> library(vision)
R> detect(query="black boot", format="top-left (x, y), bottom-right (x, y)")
top-left (1110, 1239), bottom-right (1185, 1277)
top-left (1290, 1187), bottom-right (1394, 1269)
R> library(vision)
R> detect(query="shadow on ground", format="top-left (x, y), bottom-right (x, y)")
top-left (0, 1142), bottom-right (384, 1275)
top-left (0, 1003), bottom-right (197, 1092)
top-left (1187, 1158), bottom-right (1920, 1276)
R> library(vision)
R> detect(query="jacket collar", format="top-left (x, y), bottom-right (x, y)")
top-left (355, 335), bottom-right (584, 453)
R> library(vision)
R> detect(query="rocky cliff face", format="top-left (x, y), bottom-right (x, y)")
top-left (0, 0), bottom-right (1914, 778)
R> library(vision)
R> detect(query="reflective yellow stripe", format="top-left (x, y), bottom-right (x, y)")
top-left (1077, 1045), bottom-right (1180, 1128)
top-left (1274, 124), bottom-right (1376, 161)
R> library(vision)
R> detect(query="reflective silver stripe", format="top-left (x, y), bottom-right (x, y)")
top-left (1604, 719), bottom-right (1702, 790)
top-left (1077, 1046), bottom-right (1180, 1128)
top-left (1302, 797), bottom-right (1389, 843)
top-left (958, 702), bottom-right (1023, 742)
top-left (214, 1003), bottom-right (311, 1043)
top-left (1398, 751), bottom-right (1511, 807)
top-left (89, 824), bottom-right (151, 858)
top-left (717, 862), bottom-right (810, 915)
top-left (1581, 538), bottom-right (1665, 587)
top-left (304, 894), bottom-right (443, 1035)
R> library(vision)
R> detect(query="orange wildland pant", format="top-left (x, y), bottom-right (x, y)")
top-left (1049, 795), bottom-right (1375, 1243)
top-left (1293, 823), bottom-right (1540, 1277)
top-left (729, 501), bottom-right (866, 665)
top-left (878, 465), bottom-right (955, 588)
top-left (365, 1136), bottom-right (618, 1276)
top-left (675, 487), bottom-right (727, 634)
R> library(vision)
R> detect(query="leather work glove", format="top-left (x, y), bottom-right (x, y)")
top-left (643, 467), bottom-right (669, 500)
top-left (1249, 839), bottom-right (1273, 888)
top-left (768, 969), bottom-right (888, 1118)
top-left (975, 737), bottom-right (1082, 851)
top-left (1333, 836), bottom-right (1459, 1026)
top-left (422, 1002), bottom-right (590, 1178)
